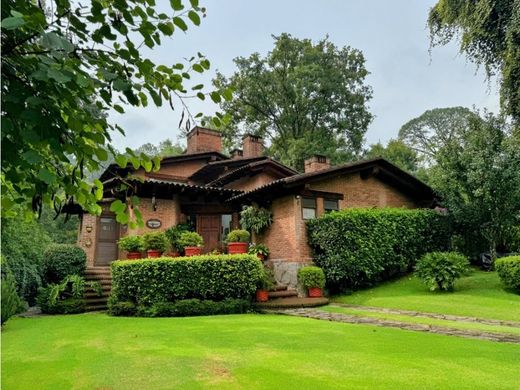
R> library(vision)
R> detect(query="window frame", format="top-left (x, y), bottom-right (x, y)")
top-left (324, 198), bottom-right (339, 213)
top-left (301, 196), bottom-right (317, 220)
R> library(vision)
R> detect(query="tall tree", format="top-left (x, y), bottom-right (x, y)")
top-left (1, 0), bottom-right (230, 225)
top-left (134, 139), bottom-right (184, 158)
top-left (214, 33), bottom-right (373, 171)
top-left (364, 139), bottom-right (419, 174)
top-left (428, 0), bottom-right (520, 121)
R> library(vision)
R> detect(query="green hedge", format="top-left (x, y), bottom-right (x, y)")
top-left (110, 254), bottom-right (264, 308)
top-left (495, 256), bottom-right (520, 292)
top-left (307, 208), bottom-right (451, 292)
top-left (41, 244), bottom-right (86, 284)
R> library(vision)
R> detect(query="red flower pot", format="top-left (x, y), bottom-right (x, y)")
top-left (256, 289), bottom-right (269, 302)
top-left (228, 242), bottom-right (248, 254)
top-left (308, 287), bottom-right (323, 298)
top-left (184, 247), bottom-right (202, 257)
top-left (147, 249), bottom-right (162, 258)
top-left (126, 252), bottom-right (142, 260)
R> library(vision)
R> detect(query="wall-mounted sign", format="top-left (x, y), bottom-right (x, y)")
top-left (146, 219), bottom-right (162, 229)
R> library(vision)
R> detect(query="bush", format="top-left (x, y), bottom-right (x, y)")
top-left (298, 266), bottom-right (326, 289)
top-left (118, 235), bottom-right (143, 252)
top-left (495, 256), bottom-right (520, 292)
top-left (226, 229), bottom-right (250, 243)
top-left (140, 298), bottom-right (252, 317)
top-left (107, 297), bottom-right (137, 316)
top-left (240, 206), bottom-right (272, 234)
top-left (110, 254), bottom-right (263, 307)
top-left (248, 244), bottom-right (270, 257)
top-left (257, 267), bottom-right (275, 290)
top-left (2, 254), bottom-right (41, 306)
top-left (142, 232), bottom-right (168, 252)
top-left (415, 252), bottom-right (470, 291)
top-left (1, 272), bottom-right (26, 325)
top-left (37, 274), bottom-right (86, 314)
top-left (164, 224), bottom-right (191, 252)
top-left (307, 208), bottom-right (451, 292)
top-left (177, 231), bottom-right (204, 249)
top-left (41, 244), bottom-right (86, 284)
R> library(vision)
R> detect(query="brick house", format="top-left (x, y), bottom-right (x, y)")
top-left (76, 127), bottom-right (437, 286)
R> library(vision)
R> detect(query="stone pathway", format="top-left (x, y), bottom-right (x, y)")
top-left (267, 307), bottom-right (520, 344)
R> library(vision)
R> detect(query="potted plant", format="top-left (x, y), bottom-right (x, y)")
top-left (256, 267), bottom-right (275, 302)
top-left (298, 266), bottom-right (326, 298)
top-left (164, 224), bottom-right (190, 257)
top-left (118, 235), bottom-right (143, 259)
top-left (248, 243), bottom-right (270, 261)
top-left (142, 232), bottom-right (168, 258)
top-left (178, 231), bottom-right (204, 256)
top-left (226, 229), bottom-right (251, 254)
top-left (240, 206), bottom-right (273, 234)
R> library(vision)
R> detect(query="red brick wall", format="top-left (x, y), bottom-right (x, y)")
top-left (243, 135), bottom-right (264, 158)
top-left (77, 213), bottom-right (98, 267)
top-left (187, 127), bottom-right (222, 153)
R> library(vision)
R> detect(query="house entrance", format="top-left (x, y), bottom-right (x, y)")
top-left (196, 214), bottom-right (233, 253)
top-left (95, 216), bottom-right (119, 266)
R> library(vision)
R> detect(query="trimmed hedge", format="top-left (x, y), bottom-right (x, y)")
top-left (307, 208), bottom-right (451, 292)
top-left (41, 244), bottom-right (86, 284)
top-left (110, 254), bottom-right (264, 307)
top-left (495, 256), bottom-right (520, 292)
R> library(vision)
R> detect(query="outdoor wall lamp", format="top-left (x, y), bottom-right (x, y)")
top-left (152, 195), bottom-right (157, 211)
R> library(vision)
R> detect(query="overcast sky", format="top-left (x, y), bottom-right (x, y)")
top-left (109, 0), bottom-right (500, 151)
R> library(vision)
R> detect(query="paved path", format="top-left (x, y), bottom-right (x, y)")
top-left (267, 307), bottom-right (520, 344)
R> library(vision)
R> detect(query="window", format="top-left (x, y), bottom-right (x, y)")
top-left (324, 199), bottom-right (339, 213)
top-left (302, 197), bottom-right (317, 220)
top-left (221, 214), bottom-right (232, 238)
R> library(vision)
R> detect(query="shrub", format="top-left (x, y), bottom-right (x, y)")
top-left (307, 208), bottom-right (451, 292)
top-left (240, 206), bottom-right (273, 234)
top-left (177, 231), bottom-right (204, 249)
top-left (248, 244), bottom-right (270, 257)
top-left (1, 272), bottom-right (26, 325)
top-left (257, 267), bottom-right (275, 290)
top-left (142, 232), bottom-right (168, 252)
top-left (298, 266), bottom-right (326, 289)
top-left (41, 244), bottom-right (87, 284)
top-left (118, 235), bottom-right (143, 252)
top-left (107, 296), bottom-right (137, 316)
top-left (164, 224), bottom-right (191, 252)
top-left (495, 256), bottom-right (520, 292)
top-left (140, 298), bottom-right (252, 317)
top-left (1, 254), bottom-right (41, 306)
top-left (37, 274), bottom-right (86, 314)
top-left (110, 254), bottom-right (263, 307)
top-left (226, 229), bottom-right (250, 243)
top-left (414, 252), bottom-right (470, 291)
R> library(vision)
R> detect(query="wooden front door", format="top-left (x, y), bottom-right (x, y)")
top-left (197, 215), bottom-right (221, 253)
top-left (95, 216), bottom-right (119, 266)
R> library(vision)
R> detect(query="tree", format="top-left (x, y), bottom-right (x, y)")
top-left (1, 0), bottom-right (230, 226)
top-left (134, 139), bottom-right (184, 158)
top-left (428, 0), bottom-right (520, 121)
top-left (213, 33), bottom-right (373, 171)
top-left (429, 112), bottom-right (520, 260)
top-left (398, 107), bottom-right (478, 165)
top-left (364, 139), bottom-right (419, 174)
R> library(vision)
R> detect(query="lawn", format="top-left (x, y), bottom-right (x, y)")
top-left (2, 313), bottom-right (520, 389)
top-left (332, 270), bottom-right (520, 322)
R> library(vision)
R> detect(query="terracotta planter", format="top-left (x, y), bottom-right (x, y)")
top-left (308, 287), bottom-right (323, 298)
top-left (228, 242), bottom-right (248, 254)
top-left (126, 252), bottom-right (142, 260)
top-left (256, 289), bottom-right (269, 302)
top-left (184, 246), bottom-right (202, 257)
top-left (147, 249), bottom-right (163, 258)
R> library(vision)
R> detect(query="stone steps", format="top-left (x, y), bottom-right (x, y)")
top-left (84, 267), bottom-right (111, 311)
top-left (268, 289), bottom-right (298, 299)
top-left (256, 297), bottom-right (329, 309)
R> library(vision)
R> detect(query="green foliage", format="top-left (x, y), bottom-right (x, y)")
top-left (364, 139), bottom-right (419, 174)
top-left (214, 33), bottom-right (373, 170)
top-left (298, 266), bottom-right (326, 289)
top-left (248, 244), bottom-right (270, 257)
top-left (37, 207), bottom-right (79, 244)
top-left (414, 252), bottom-right (470, 291)
top-left (164, 224), bottom-right (191, 252)
top-left (257, 267), bottom-right (275, 290)
top-left (110, 254), bottom-right (264, 306)
top-left (139, 298), bottom-right (252, 317)
top-left (239, 206), bottom-right (272, 234)
top-left (307, 208), bottom-right (451, 292)
top-left (141, 232), bottom-right (168, 252)
top-left (495, 256), bottom-right (520, 292)
top-left (117, 235), bottom-right (143, 253)
top-left (107, 298), bottom-right (138, 317)
top-left (428, 1), bottom-right (520, 121)
top-left (37, 274), bottom-right (86, 314)
top-left (226, 229), bottom-right (250, 243)
top-left (1, 271), bottom-right (26, 325)
top-left (133, 139), bottom-right (184, 158)
top-left (1, 0), bottom-right (231, 225)
top-left (177, 231), bottom-right (204, 249)
top-left (41, 244), bottom-right (86, 284)
top-left (88, 281), bottom-right (104, 297)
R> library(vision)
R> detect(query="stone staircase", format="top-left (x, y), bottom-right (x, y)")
top-left (256, 285), bottom-right (329, 309)
top-left (84, 267), bottom-right (112, 311)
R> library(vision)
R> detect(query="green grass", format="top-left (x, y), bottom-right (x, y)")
top-left (332, 270), bottom-right (520, 322)
top-left (320, 305), bottom-right (520, 335)
top-left (2, 313), bottom-right (520, 389)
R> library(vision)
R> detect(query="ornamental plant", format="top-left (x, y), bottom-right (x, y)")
top-left (240, 206), bottom-right (273, 234)
top-left (248, 244), bottom-right (270, 257)
top-left (177, 231), bottom-right (204, 249)
top-left (226, 229), bottom-right (250, 243)
top-left (41, 244), bottom-right (87, 284)
top-left (142, 232), bottom-right (168, 252)
top-left (257, 267), bottom-right (275, 291)
top-left (117, 235), bottom-right (143, 253)
top-left (415, 252), bottom-right (470, 291)
top-left (298, 266), bottom-right (326, 289)
top-left (164, 224), bottom-right (191, 252)
top-left (495, 256), bottom-right (520, 292)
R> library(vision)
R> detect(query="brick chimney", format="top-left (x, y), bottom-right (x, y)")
top-left (242, 134), bottom-right (264, 158)
top-left (186, 127), bottom-right (222, 154)
top-left (230, 148), bottom-right (243, 159)
top-left (304, 155), bottom-right (331, 173)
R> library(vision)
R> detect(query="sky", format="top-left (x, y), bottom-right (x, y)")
top-left (110, 0), bottom-right (500, 151)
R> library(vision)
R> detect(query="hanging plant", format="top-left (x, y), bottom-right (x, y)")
top-left (240, 206), bottom-right (273, 234)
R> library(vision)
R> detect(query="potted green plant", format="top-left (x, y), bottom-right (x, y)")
top-left (164, 224), bottom-right (190, 257)
top-left (240, 206), bottom-right (273, 234)
top-left (248, 243), bottom-right (270, 261)
top-left (298, 266), bottom-right (326, 298)
top-left (226, 229), bottom-right (251, 254)
top-left (142, 232), bottom-right (168, 258)
top-left (117, 235), bottom-right (143, 259)
top-left (256, 267), bottom-right (275, 302)
top-left (178, 231), bottom-right (204, 256)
